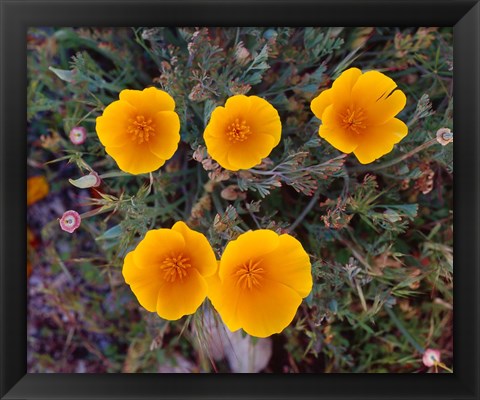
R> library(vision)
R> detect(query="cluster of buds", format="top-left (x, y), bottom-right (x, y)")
top-left (321, 201), bottom-right (352, 230)
top-left (194, 147), bottom-right (231, 183)
top-left (220, 185), bottom-right (247, 201)
top-left (234, 41), bottom-right (251, 66)
top-left (188, 83), bottom-right (209, 102)
top-left (187, 28), bottom-right (210, 57)
top-left (394, 28), bottom-right (436, 65)
top-left (414, 163), bottom-right (435, 195)
top-left (188, 180), bottom-right (215, 226)
top-left (228, 80), bottom-right (252, 96)
top-left (189, 194), bottom-right (212, 225)
top-left (212, 204), bottom-right (240, 235)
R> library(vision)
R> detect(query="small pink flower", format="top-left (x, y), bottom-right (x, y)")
top-left (59, 210), bottom-right (81, 233)
top-left (422, 348), bottom-right (441, 367)
top-left (69, 126), bottom-right (87, 145)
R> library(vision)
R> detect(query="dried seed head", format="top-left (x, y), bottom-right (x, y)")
top-left (436, 127), bottom-right (453, 146)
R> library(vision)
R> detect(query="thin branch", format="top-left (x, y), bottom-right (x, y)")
top-left (350, 138), bottom-right (438, 173)
top-left (287, 188), bottom-right (321, 233)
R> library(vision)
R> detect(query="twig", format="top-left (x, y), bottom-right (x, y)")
top-left (287, 188), bottom-right (321, 232)
top-left (350, 138), bottom-right (438, 173)
top-left (356, 281), bottom-right (368, 312)
top-left (98, 170), bottom-right (131, 179)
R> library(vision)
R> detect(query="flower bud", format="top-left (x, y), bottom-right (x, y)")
top-left (68, 172), bottom-right (101, 189)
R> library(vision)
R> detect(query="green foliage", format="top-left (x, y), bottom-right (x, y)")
top-left (27, 27), bottom-right (453, 373)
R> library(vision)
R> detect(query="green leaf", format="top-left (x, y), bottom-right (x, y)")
top-left (96, 224), bottom-right (123, 241)
top-left (49, 66), bottom-right (75, 83)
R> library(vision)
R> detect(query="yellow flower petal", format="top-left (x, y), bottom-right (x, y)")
top-left (261, 234), bottom-right (313, 298)
top-left (219, 230), bottom-right (279, 281)
top-left (247, 96), bottom-right (282, 145)
top-left (120, 86), bottom-right (175, 114)
top-left (331, 67), bottom-right (362, 110)
top-left (236, 280), bottom-right (303, 338)
top-left (133, 229), bottom-right (185, 268)
top-left (205, 262), bottom-right (222, 303)
top-left (310, 88), bottom-right (333, 120)
top-left (203, 95), bottom-right (281, 171)
top-left (203, 128), bottom-right (232, 168)
top-left (224, 94), bottom-right (252, 114)
top-left (226, 134), bottom-right (276, 171)
top-left (319, 105), bottom-right (360, 153)
top-left (95, 100), bottom-right (136, 148)
top-left (351, 70), bottom-right (398, 108)
top-left (122, 251), bottom-right (142, 284)
top-left (105, 144), bottom-right (165, 175)
top-left (123, 223), bottom-right (217, 320)
top-left (156, 269), bottom-right (208, 320)
top-left (353, 118), bottom-right (408, 164)
top-left (96, 87), bottom-right (180, 174)
top-left (203, 107), bottom-right (230, 138)
top-left (367, 89), bottom-right (407, 125)
top-left (206, 271), bottom-right (243, 332)
top-left (123, 251), bottom-right (164, 312)
top-left (310, 68), bottom-right (408, 163)
top-left (148, 111), bottom-right (180, 159)
top-left (214, 230), bottom-right (312, 337)
top-left (171, 221), bottom-right (217, 277)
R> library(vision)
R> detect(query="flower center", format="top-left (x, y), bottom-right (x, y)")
top-left (340, 107), bottom-right (367, 135)
top-left (65, 217), bottom-right (75, 226)
top-left (226, 118), bottom-right (252, 143)
top-left (160, 255), bottom-right (191, 282)
top-left (127, 115), bottom-right (156, 144)
top-left (235, 259), bottom-right (264, 290)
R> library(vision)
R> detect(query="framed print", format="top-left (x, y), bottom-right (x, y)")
top-left (1, 0), bottom-right (479, 399)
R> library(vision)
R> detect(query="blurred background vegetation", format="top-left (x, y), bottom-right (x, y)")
top-left (27, 27), bottom-right (453, 373)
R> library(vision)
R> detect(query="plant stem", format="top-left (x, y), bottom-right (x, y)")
top-left (287, 188), bottom-right (321, 232)
top-left (99, 171), bottom-right (131, 179)
top-left (384, 305), bottom-right (424, 354)
top-left (350, 138), bottom-right (438, 173)
top-left (248, 167), bottom-right (278, 175)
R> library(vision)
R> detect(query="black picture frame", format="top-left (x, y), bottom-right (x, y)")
top-left (1, 0), bottom-right (479, 399)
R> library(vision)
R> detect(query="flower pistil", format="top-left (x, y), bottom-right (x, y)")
top-left (340, 107), bottom-right (367, 135)
top-left (226, 118), bottom-right (252, 143)
top-left (161, 254), bottom-right (191, 282)
top-left (235, 259), bottom-right (264, 289)
top-left (128, 115), bottom-right (156, 144)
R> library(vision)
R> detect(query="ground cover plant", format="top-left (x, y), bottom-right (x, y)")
top-left (27, 27), bottom-right (453, 373)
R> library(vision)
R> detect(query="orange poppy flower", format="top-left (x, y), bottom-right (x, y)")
top-left (310, 68), bottom-right (408, 164)
top-left (27, 176), bottom-right (49, 206)
top-left (96, 87), bottom-right (180, 174)
top-left (203, 95), bottom-right (281, 171)
top-left (207, 230), bottom-right (312, 338)
top-left (122, 221), bottom-right (217, 320)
